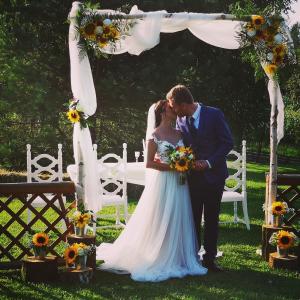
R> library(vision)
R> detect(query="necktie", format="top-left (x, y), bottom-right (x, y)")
top-left (188, 116), bottom-right (197, 137)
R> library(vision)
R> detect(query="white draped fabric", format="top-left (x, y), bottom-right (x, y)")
top-left (68, 1), bottom-right (286, 211)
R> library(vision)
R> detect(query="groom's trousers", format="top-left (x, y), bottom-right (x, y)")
top-left (188, 172), bottom-right (225, 263)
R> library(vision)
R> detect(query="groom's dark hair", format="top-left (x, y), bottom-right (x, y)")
top-left (166, 85), bottom-right (194, 104)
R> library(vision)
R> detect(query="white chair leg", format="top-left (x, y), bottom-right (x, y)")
top-left (124, 201), bottom-right (128, 224)
top-left (233, 201), bottom-right (238, 223)
top-left (242, 199), bottom-right (250, 230)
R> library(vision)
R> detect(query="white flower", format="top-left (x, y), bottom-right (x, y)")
top-left (103, 18), bottom-right (112, 26)
top-left (95, 26), bottom-right (103, 35)
top-left (76, 103), bottom-right (84, 112)
top-left (267, 52), bottom-right (274, 61)
top-left (247, 29), bottom-right (256, 37)
top-left (274, 33), bottom-right (283, 44)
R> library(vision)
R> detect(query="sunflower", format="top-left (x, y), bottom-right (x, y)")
top-left (103, 25), bottom-right (111, 35)
top-left (277, 230), bottom-right (294, 249)
top-left (273, 44), bottom-right (286, 56)
top-left (97, 35), bottom-right (108, 48)
top-left (64, 245), bottom-right (78, 264)
top-left (75, 214), bottom-right (90, 228)
top-left (83, 23), bottom-right (96, 40)
top-left (263, 64), bottom-right (277, 76)
top-left (175, 158), bottom-right (189, 172)
top-left (109, 27), bottom-right (120, 39)
top-left (251, 15), bottom-right (265, 28)
top-left (67, 109), bottom-right (80, 123)
top-left (32, 232), bottom-right (49, 247)
top-left (271, 201), bottom-right (287, 215)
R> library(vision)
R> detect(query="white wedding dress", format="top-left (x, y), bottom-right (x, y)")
top-left (96, 135), bottom-right (207, 282)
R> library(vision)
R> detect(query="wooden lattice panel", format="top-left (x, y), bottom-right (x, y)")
top-left (0, 182), bottom-right (75, 268)
top-left (276, 174), bottom-right (300, 233)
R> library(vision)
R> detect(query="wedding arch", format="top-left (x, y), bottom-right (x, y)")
top-left (66, 1), bottom-right (295, 225)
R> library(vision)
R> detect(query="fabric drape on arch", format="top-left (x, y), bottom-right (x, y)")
top-left (67, 1), bottom-right (290, 212)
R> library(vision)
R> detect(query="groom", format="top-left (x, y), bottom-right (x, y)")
top-left (167, 84), bottom-right (233, 272)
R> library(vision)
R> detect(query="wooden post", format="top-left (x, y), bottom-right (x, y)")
top-left (267, 80), bottom-right (278, 225)
top-left (76, 141), bottom-right (84, 208)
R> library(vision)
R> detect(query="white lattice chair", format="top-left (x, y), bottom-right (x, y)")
top-left (221, 140), bottom-right (250, 230)
top-left (26, 144), bottom-right (66, 229)
top-left (92, 143), bottom-right (128, 231)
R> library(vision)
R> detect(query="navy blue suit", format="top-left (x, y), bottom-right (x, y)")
top-left (176, 105), bottom-right (233, 262)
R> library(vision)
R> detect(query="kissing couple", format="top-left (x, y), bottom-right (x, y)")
top-left (97, 84), bottom-right (233, 282)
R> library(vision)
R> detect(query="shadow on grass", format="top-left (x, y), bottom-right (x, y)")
top-left (2, 265), bottom-right (300, 300)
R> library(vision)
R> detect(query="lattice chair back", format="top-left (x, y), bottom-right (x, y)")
top-left (221, 140), bottom-right (250, 230)
top-left (26, 144), bottom-right (66, 230)
top-left (27, 144), bottom-right (63, 183)
top-left (92, 143), bottom-right (128, 230)
top-left (225, 140), bottom-right (246, 194)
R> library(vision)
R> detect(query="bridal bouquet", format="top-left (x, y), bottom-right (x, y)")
top-left (167, 146), bottom-right (195, 185)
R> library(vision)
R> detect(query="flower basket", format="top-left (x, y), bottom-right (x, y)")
top-left (277, 246), bottom-right (289, 258)
top-left (75, 226), bottom-right (86, 237)
top-left (70, 207), bottom-right (95, 237)
top-left (64, 242), bottom-right (95, 270)
top-left (269, 230), bottom-right (300, 254)
top-left (30, 232), bottom-right (49, 260)
top-left (75, 255), bottom-right (87, 270)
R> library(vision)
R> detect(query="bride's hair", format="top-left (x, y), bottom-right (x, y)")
top-left (154, 100), bottom-right (168, 128)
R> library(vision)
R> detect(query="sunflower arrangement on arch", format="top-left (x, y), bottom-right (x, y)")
top-left (66, 98), bottom-right (89, 129)
top-left (238, 14), bottom-right (295, 77)
top-left (72, 3), bottom-right (134, 57)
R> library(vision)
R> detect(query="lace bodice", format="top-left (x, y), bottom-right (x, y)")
top-left (151, 134), bottom-right (184, 164)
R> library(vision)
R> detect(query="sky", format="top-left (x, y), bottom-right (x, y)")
top-left (286, 0), bottom-right (300, 26)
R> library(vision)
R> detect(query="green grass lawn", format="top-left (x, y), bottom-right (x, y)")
top-left (1, 162), bottom-right (300, 300)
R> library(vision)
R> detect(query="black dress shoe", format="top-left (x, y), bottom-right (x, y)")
top-left (202, 261), bottom-right (223, 272)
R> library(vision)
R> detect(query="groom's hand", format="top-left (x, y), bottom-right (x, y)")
top-left (194, 160), bottom-right (209, 171)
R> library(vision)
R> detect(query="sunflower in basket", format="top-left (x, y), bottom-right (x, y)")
top-left (64, 244), bottom-right (78, 264)
top-left (269, 230), bottom-right (300, 249)
top-left (32, 232), bottom-right (49, 247)
top-left (271, 201), bottom-right (288, 215)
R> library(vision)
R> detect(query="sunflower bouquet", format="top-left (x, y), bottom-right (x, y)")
top-left (66, 98), bottom-right (89, 129)
top-left (70, 208), bottom-right (94, 236)
top-left (64, 242), bottom-right (95, 270)
top-left (71, 2), bottom-right (134, 58)
top-left (238, 14), bottom-right (295, 77)
top-left (269, 230), bottom-right (300, 257)
top-left (167, 146), bottom-right (195, 185)
top-left (263, 201), bottom-right (294, 227)
top-left (30, 232), bottom-right (49, 259)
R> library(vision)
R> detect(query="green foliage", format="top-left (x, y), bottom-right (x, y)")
top-left (0, 0), bottom-right (299, 170)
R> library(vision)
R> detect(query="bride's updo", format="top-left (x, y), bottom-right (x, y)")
top-left (154, 100), bottom-right (168, 128)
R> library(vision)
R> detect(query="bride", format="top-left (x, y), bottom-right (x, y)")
top-left (96, 100), bottom-right (207, 282)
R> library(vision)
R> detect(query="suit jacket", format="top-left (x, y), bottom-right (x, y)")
top-left (176, 105), bottom-right (234, 185)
